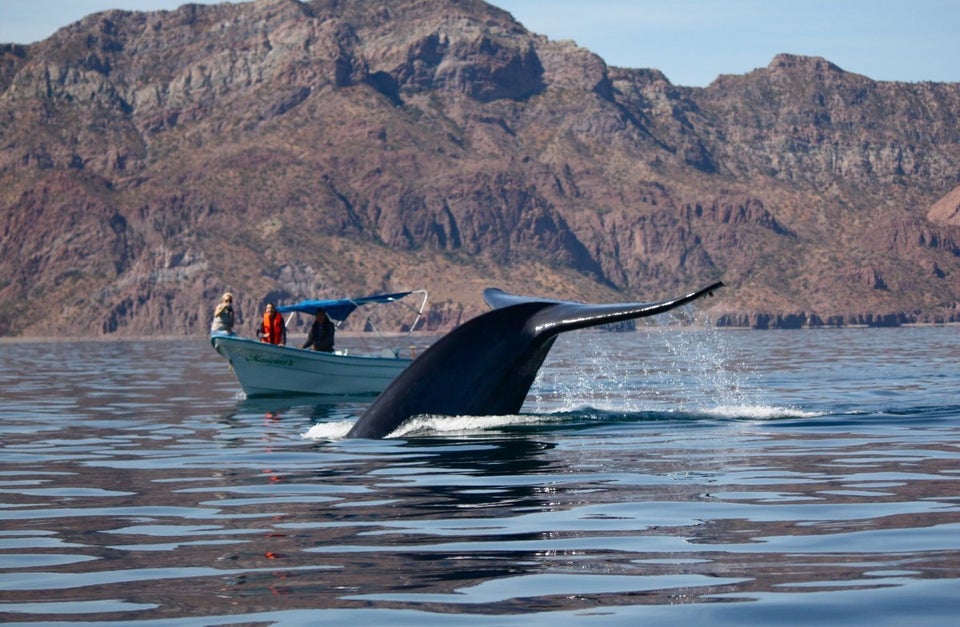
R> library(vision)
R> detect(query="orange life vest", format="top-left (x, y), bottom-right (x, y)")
top-left (261, 312), bottom-right (285, 345)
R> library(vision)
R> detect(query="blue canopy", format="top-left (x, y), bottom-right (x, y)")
top-left (277, 291), bottom-right (413, 322)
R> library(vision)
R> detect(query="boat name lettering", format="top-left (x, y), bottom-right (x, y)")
top-left (244, 353), bottom-right (295, 367)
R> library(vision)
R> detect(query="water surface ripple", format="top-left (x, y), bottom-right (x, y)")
top-left (1, 327), bottom-right (958, 625)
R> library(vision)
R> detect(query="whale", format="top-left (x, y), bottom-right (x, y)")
top-left (345, 281), bottom-right (724, 438)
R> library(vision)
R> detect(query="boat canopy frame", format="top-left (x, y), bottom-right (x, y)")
top-left (277, 289), bottom-right (429, 352)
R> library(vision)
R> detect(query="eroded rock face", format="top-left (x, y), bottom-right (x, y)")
top-left (928, 186), bottom-right (960, 226)
top-left (1, 0), bottom-right (959, 336)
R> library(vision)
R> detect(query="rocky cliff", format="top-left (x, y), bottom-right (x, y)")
top-left (1, 0), bottom-right (959, 337)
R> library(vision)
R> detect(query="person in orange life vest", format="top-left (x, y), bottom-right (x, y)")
top-left (257, 303), bottom-right (287, 345)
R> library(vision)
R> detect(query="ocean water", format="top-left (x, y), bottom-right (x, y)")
top-left (1, 325), bottom-right (958, 625)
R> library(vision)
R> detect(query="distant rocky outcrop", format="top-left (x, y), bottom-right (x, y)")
top-left (1, 0), bottom-right (959, 337)
top-left (929, 186), bottom-right (960, 226)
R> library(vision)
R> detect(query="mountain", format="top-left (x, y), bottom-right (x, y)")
top-left (1, 0), bottom-right (959, 337)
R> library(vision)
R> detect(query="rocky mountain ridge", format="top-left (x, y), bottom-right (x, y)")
top-left (1, 0), bottom-right (959, 337)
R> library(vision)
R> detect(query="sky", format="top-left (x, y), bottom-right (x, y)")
top-left (1, 0), bottom-right (957, 87)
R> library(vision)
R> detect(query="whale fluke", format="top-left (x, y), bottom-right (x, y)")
top-left (345, 282), bottom-right (724, 438)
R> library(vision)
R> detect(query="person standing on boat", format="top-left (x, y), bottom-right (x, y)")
top-left (257, 303), bottom-right (286, 346)
top-left (210, 292), bottom-right (236, 335)
top-left (302, 308), bottom-right (335, 352)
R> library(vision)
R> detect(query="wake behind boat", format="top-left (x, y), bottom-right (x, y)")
top-left (211, 290), bottom-right (428, 397)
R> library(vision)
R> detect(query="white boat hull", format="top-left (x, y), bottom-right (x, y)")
top-left (212, 335), bottom-right (412, 397)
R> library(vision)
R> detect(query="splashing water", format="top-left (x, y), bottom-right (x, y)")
top-left (302, 419), bottom-right (356, 440)
top-left (526, 309), bottom-right (798, 420)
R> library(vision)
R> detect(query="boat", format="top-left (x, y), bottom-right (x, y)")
top-left (211, 290), bottom-right (428, 397)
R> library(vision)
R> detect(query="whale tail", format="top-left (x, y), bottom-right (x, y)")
top-left (346, 281), bottom-right (724, 438)
top-left (482, 282), bottom-right (724, 336)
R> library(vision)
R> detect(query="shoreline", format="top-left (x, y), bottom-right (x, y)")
top-left (2, 322), bottom-right (958, 344)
